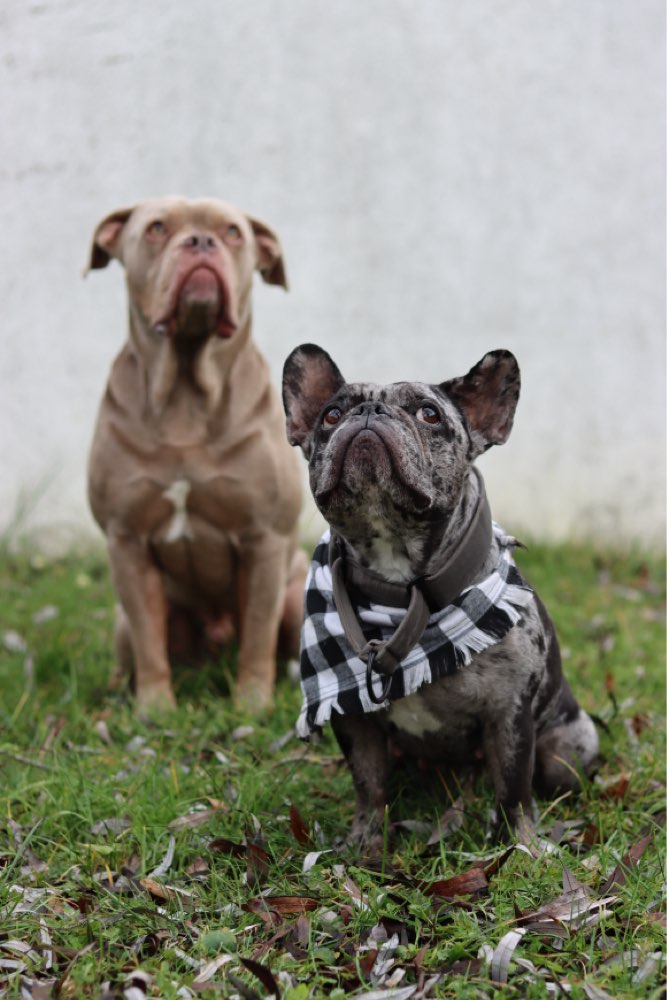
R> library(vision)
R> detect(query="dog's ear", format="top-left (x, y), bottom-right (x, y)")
top-left (283, 344), bottom-right (345, 456)
top-left (248, 215), bottom-right (288, 290)
top-left (441, 350), bottom-right (520, 455)
top-left (85, 206), bottom-right (135, 273)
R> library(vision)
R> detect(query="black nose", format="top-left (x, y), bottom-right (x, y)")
top-left (353, 400), bottom-right (390, 419)
top-left (182, 232), bottom-right (217, 252)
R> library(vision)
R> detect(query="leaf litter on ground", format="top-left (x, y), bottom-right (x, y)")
top-left (0, 542), bottom-right (664, 997)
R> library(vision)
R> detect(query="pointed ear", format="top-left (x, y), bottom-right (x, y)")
top-left (282, 344), bottom-right (345, 456)
top-left (85, 206), bottom-right (135, 274)
top-left (442, 350), bottom-right (520, 455)
top-left (248, 214), bottom-right (288, 290)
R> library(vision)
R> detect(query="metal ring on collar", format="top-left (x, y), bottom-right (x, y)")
top-left (365, 649), bottom-right (393, 704)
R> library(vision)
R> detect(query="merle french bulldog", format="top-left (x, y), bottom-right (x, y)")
top-left (282, 344), bottom-right (598, 850)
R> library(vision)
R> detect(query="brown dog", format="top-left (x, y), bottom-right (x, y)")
top-left (86, 197), bottom-right (306, 711)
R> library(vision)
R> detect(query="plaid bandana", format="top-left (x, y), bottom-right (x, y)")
top-left (296, 524), bottom-right (534, 737)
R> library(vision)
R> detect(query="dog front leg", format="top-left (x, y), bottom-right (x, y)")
top-left (106, 531), bottom-right (176, 711)
top-left (330, 712), bottom-right (390, 855)
top-left (483, 695), bottom-right (536, 843)
top-left (234, 543), bottom-right (287, 710)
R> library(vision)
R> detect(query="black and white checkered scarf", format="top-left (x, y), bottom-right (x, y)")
top-left (296, 524), bottom-right (534, 737)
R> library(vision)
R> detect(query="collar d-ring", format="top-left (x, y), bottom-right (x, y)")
top-left (365, 649), bottom-right (393, 704)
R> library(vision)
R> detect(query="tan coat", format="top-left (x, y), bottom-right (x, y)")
top-left (87, 197), bottom-right (306, 711)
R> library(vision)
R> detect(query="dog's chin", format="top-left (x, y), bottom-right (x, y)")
top-left (153, 267), bottom-right (237, 340)
top-left (313, 471), bottom-right (434, 521)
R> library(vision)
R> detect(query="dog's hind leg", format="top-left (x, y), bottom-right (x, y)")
top-left (279, 548), bottom-right (308, 661)
top-left (535, 706), bottom-right (599, 794)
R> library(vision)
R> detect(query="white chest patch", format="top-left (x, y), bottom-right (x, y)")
top-left (163, 479), bottom-right (194, 543)
top-left (386, 694), bottom-right (443, 737)
top-left (366, 517), bottom-right (414, 582)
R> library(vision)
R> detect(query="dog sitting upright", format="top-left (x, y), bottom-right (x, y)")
top-left (282, 344), bottom-right (598, 848)
top-left (87, 197), bottom-right (306, 712)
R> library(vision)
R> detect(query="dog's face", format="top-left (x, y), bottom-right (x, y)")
top-left (87, 197), bottom-right (286, 342)
top-left (283, 345), bottom-right (520, 574)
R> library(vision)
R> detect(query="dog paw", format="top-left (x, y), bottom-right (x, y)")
top-left (135, 681), bottom-right (178, 714)
top-left (493, 806), bottom-right (537, 847)
top-left (347, 816), bottom-right (392, 861)
top-left (513, 814), bottom-right (538, 847)
top-left (234, 680), bottom-right (274, 715)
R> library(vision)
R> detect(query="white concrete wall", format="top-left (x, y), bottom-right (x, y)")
top-left (1, 0), bottom-right (664, 550)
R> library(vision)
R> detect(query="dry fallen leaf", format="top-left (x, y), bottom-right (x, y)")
top-left (89, 817), bottom-right (131, 837)
top-left (427, 795), bottom-right (466, 845)
top-left (370, 931), bottom-right (400, 983)
top-left (422, 865), bottom-right (488, 899)
top-left (138, 877), bottom-right (174, 901)
top-left (148, 835), bottom-right (175, 878)
top-left (302, 849), bottom-right (332, 873)
top-left (345, 984), bottom-right (419, 999)
top-left (168, 806), bottom-right (228, 831)
top-left (339, 873), bottom-right (371, 911)
top-left (138, 877), bottom-right (191, 902)
top-left (240, 955), bottom-right (281, 996)
top-left (517, 866), bottom-right (617, 933)
top-left (632, 951), bottom-right (665, 985)
top-left (191, 953), bottom-right (234, 985)
top-left (246, 842), bottom-right (270, 886)
top-left (490, 927), bottom-right (527, 984)
top-left (94, 719), bottom-right (113, 745)
top-left (596, 773), bottom-right (631, 802)
top-left (289, 802), bottom-right (313, 846)
top-left (208, 836), bottom-right (248, 858)
top-left (8, 820), bottom-right (48, 874)
top-left (32, 604), bottom-right (59, 625)
top-left (231, 724), bottom-right (255, 741)
top-left (244, 895), bottom-right (319, 915)
top-left (582, 983), bottom-right (615, 1000)
top-left (206, 835), bottom-right (270, 887)
top-left (599, 834), bottom-right (651, 895)
top-left (186, 857), bottom-right (210, 876)
top-left (3, 630), bottom-right (28, 653)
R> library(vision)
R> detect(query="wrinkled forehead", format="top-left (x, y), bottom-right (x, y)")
top-left (341, 380), bottom-right (448, 408)
top-left (128, 197), bottom-right (248, 236)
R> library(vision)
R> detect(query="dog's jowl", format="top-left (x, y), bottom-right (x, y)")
top-left (282, 344), bottom-right (598, 850)
top-left (87, 197), bottom-right (307, 712)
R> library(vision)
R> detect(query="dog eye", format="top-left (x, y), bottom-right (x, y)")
top-left (416, 404), bottom-right (441, 425)
top-left (146, 220), bottom-right (166, 239)
top-left (225, 223), bottom-right (243, 243)
top-left (323, 406), bottom-right (343, 427)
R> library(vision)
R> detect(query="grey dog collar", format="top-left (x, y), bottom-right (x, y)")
top-left (328, 469), bottom-right (493, 688)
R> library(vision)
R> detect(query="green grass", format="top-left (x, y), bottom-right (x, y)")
top-left (0, 541), bottom-right (664, 998)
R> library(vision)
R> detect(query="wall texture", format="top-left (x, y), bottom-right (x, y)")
top-left (1, 0), bottom-right (664, 550)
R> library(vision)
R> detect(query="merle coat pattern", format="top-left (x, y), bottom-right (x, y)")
top-left (283, 344), bottom-right (598, 850)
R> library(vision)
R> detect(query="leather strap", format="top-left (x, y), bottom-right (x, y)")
top-left (331, 554), bottom-right (431, 675)
top-left (329, 469), bottom-right (493, 679)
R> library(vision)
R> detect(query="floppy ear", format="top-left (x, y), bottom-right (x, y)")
top-left (441, 350), bottom-right (520, 456)
top-left (282, 344), bottom-right (345, 457)
top-left (85, 206), bottom-right (135, 273)
top-left (248, 215), bottom-right (288, 290)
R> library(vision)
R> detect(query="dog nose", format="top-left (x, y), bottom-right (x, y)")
top-left (353, 401), bottom-right (390, 420)
top-left (182, 232), bottom-right (217, 253)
